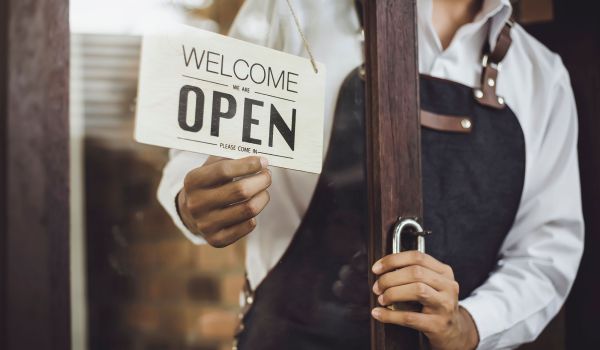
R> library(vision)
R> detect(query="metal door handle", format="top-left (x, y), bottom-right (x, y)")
top-left (392, 217), bottom-right (427, 254)
top-left (389, 217), bottom-right (430, 312)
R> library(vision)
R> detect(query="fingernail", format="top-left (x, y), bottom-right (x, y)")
top-left (260, 157), bottom-right (269, 168)
top-left (372, 261), bottom-right (382, 274)
top-left (371, 308), bottom-right (382, 319)
top-left (378, 295), bottom-right (385, 306)
top-left (372, 282), bottom-right (381, 295)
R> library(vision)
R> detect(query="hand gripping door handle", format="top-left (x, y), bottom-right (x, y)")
top-left (389, 217), bottom-right (430, 312)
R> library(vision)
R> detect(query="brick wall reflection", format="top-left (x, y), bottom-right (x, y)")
top-left (78, 2), bottom-right (247, 349)
top-left (85, 138), bottom-right (246, 350)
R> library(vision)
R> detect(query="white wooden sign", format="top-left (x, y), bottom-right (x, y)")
top-left (135, 24), bottom-right (326, 173)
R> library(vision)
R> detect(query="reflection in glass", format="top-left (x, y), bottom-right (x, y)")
top-left (70, 1), bottom-right (246, 349)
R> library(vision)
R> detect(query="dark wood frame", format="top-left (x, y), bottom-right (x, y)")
top-left (363, 0), bottom-right (422, 349)
top-left (0, 0), bottom-right (9, 345)
top-left (0, 1), bottom-right (71, 349)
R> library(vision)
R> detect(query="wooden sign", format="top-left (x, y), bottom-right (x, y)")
top-left (135, 24), bottom-right (326, 173)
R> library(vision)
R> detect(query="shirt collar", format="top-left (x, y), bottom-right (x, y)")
top-left (479, 0), bottom-right (513, 50)
top-left (418, 0), bottom-right (513, 51)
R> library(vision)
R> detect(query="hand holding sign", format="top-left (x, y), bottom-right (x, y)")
top-left (177, 155), bottom-right (271, 247)
top-left (135, 24), bottom-right (326, 173)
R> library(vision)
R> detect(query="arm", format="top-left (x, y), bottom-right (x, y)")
top-left (459, 62), bottom-right (584, 350)
top-left (370, 62), bottom-right (584, 350)
top-left (156, 0), bottom-right (282, 245)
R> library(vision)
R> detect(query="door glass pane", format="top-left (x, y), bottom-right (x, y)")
top-left (70, 2), bottom-right (246, 349)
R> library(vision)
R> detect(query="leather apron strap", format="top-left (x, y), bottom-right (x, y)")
top-left (473, 18), bottom-right (516, 109)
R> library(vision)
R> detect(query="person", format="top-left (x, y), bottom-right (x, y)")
top-left (157, 0), bottom-right (584, 349)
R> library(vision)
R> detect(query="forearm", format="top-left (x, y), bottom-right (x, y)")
top-left (459, 224), bottom-right (583, 349)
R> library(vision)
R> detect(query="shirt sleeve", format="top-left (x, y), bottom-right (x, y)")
top-left (459, 60), bottom-right (584, 349)
top-left (156, 0), bottom-right (283, 245)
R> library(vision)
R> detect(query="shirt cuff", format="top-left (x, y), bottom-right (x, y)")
top-left (157, 176), bottom-right (206, 245)
top-left (459, 295), bottom-right (504, 350)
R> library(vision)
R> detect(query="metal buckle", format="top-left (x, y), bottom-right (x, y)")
top-left (481, 54), bottom-right (501, 71)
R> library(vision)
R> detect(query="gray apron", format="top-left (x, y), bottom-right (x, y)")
top-left (234, 17), bottom-right (524, 350)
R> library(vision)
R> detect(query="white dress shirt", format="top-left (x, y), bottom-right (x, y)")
top-left (157, 0), bottom-right (584, 349)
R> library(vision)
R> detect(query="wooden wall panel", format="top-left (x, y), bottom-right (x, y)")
top-left (1, 0), bottom-right (71, 349)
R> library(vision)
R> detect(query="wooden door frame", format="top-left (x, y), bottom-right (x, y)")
top-left (0, 0), bottom-right (9, 345)
top-left (363, 0), bottom-right (422, 349)
top-left (0, 1), bottom-right (71, 349)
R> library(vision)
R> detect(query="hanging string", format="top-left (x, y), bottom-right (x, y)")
top-left (285, 0), bottom-right (319, 73)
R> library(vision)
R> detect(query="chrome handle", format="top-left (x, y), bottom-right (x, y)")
top-left (392, 217), bottom-right (426, 254)
top-left (389, 217), bottom-right (429, 313)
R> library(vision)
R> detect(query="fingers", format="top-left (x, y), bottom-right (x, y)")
top-left (371, 254), bottom-right (466, 347)
top-left (197, 191), bottom-right (270, 234)
top-left (207, 169), bottom-right (272, 207)
top-left (332, 250), bottom-right (369, 305)
top-left (373, 265), bottom-right (455, 295)
top-left (185, 169), bottom-right (271, 214)
top-left (333, 265), bottom-right (369, 303)
top-left (377, 282), bottom-right (446, 308)
top-left (203, 218), bottom-right (258, 248)
top-left (178, 156), bottom-right (273, 248)
top-left (372, 251), bottom-right (454, 279)
top-left (371, 308), bottom-right (439, 333)
top-left (371, 254), bottom-right (459, 313)
top-left (186, 156), bottom-right (268, 189)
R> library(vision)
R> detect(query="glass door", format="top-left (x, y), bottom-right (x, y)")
top-left (69, 1), bottom-right (247, 349)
